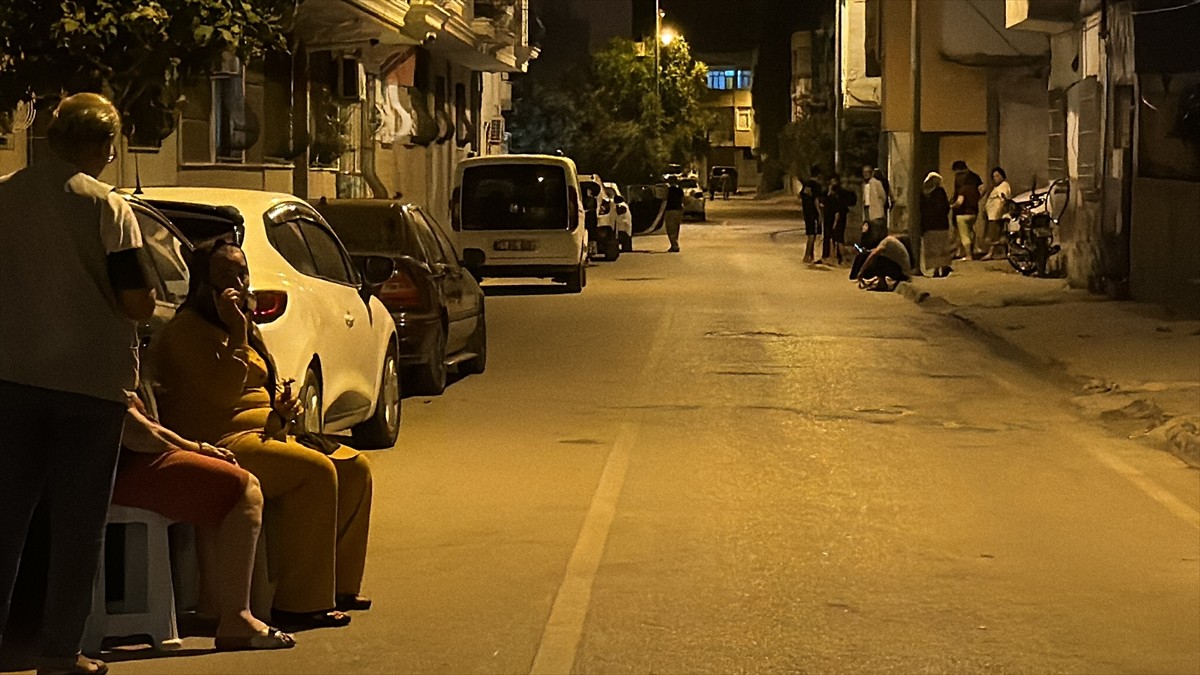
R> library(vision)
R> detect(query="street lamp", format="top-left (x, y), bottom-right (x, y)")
top-left (660, 27), bottom-right (677, 47)
top-left (655, 4), bottom-right (664, 98)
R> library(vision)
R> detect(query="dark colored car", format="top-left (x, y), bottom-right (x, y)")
top-left (316, 199), bottom-right (486, 396)
top-left (624, 184), bottom-right (667, 234)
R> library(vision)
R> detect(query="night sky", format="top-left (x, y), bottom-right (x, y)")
top-left (631, 0), bottom-right (825, 52)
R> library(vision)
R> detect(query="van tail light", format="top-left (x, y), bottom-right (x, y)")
top-left (376, 266), bottom-right (426, 312)
top-left (251, 290), bottom-right (288, 324)
top-left (450, 187), bottom-right (462, 231)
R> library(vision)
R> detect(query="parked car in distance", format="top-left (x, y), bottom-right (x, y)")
top-left (578, 173), bottom-right (620, 261)
top-left (708, 166), bottom-right (739, 196)
top-left (316, 199), bottom-right (487, 396)
top-left (680, 177), bottom-right (707, 221)
top-left (604, 182), bottom-right (634, 252)
top-left (139, 187), bottom-right (402, 449)
top-left (452, 154), bottom-right (589, 292)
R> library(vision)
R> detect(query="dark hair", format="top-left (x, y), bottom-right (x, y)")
top-left (951, 160), bottom-right (968, 171)
top-left (991, 166), bottom-right (1007, 180)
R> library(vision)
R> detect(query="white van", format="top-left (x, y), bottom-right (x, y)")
top-left (451, 154), bottom-right (589, 292)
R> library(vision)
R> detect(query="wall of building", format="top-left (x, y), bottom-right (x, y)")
top-left (919, 1), bottom-right (987, 134)
top-left (842, 0), bottom-right (881, 110)
top-left (879, 0), bottom-right (913, 133)
top-left (1130, 178), bottom-right (1200, 314)
top-left (994, 67), bottom-right (1050, 190)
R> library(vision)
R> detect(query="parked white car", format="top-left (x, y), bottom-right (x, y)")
top-left (680, 176), bottom-right (707, 221)
top-left (139, 187), bottom-right (402, 449)
top-left (452, 154), bottom-right (589, 292)
top-left (578, 173), bottom-right (621, 261)
top-left (602, 181), bottom-right (634, 253)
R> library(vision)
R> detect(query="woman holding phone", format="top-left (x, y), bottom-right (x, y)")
top-left (151, 240), bottom-right (374, 631)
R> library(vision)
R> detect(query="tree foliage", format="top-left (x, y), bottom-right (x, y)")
top-left (508, 37), bottom-right (713, 185)
top-left (0, 0), bottom-right (292, 144)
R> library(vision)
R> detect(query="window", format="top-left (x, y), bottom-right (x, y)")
top-left (410, 211), bottom-right (451, 268)
top-left (736, 108), bottom-right (753, 132)
top-left (413, 210), bottom-right (460, 265)
top-left (134, 210), bottom-right (190, 305)
top-left (706, 69), bottom-right (752, 90)
top-left (267, 220), bottom-right (319, 277)
top-left (297, 219), bottom-right (354, 284)
top-left (461, 165), bottom-right (570, 231)
top-left (213, 55), bottom-right (248, 163)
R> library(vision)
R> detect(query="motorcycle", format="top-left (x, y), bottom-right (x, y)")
top-left (1002, 179), bottom-right (1068, 277)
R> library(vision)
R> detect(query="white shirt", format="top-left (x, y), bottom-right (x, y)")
top-left (985, 180), bottom-right (1012, 221)
top-left (864, 177), bottom-right (887, 221)
top-left (0, 158), bottom-right (144, 403)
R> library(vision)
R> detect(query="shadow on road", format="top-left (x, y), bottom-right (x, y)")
top-left (483, 284), bottom-right (574, 297)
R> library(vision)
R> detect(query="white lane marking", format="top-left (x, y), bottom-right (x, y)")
top-left (1087, 447), bottom-right (1200, 530)
top-left (530, 311), bottom-right (675, 675)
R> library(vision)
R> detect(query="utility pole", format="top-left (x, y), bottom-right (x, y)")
top-left (833, 0), bottom-right (843, 175)
top-left (909, 0), bottom-right (923, 261)
top-left (655, 0), bottom-right (662, 99)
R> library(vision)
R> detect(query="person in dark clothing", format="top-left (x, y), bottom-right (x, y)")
top-left (819, 174), bottom-right (854, 265)
top-left (951, 159), bottom-right (984, 258)
top-left (850, 234), bottom-right (913, 291)
top-left (799, 165), bottom-right (823, 263)
top-left (919, 172), bottom-right (953, 277)
top-left (664, 177), bottom-right (684, 252)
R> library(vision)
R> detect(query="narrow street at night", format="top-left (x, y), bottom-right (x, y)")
top-left (109, 197), bottom-right (1200, 675)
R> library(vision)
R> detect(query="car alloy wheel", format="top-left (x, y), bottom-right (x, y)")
top-left (297, 367), bottom-right (322, 435)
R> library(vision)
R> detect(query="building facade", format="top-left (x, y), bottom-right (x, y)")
top-left (0, 0), bottom-right (538, 228)
top-left (698, 51), bottom-right (760, 188)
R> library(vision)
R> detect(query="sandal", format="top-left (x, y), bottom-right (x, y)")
top-left (335, 593), bottom-right (373, 611)
top-left (271, 608), bottom-right (352, 630)
top-left (214, 627), bottom-right (296, 652)
top-left (35, 655), bottom-right (107, 675)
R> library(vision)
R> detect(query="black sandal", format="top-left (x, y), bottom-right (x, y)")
top-left (271, 608), bottom-right (352, 630)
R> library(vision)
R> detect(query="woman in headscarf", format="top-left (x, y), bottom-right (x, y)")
top-left (920, 172), bottom-right (953, 277)
top-left (151, 239), bottom-right (373, 631)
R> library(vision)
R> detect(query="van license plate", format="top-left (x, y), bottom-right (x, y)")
top-left (494, 239), bottom-right (538, 252)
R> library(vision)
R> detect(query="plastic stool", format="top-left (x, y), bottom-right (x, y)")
top-left (82, 506), bottom-right (181, 651)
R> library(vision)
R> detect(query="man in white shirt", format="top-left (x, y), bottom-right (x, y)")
top-left (0, 93), bottom-right (155, 675)
top-left (860, 164), bottom-right (888, 248)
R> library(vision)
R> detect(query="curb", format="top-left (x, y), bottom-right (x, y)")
top-left (896, 281), bottom-right (1200, 469)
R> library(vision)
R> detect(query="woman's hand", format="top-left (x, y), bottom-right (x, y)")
top-left (214, 288), bottom-right (250, 344)
top-left (193, 441), bottom-right (238, 465)
top-left (273, 394), bottom-right (303, 426)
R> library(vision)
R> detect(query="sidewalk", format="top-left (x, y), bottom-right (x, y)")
top-left (897, 261), bottom-right (1200, 468)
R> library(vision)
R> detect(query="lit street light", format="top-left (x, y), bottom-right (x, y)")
top-left (660, 27), bottom-right (677, 47)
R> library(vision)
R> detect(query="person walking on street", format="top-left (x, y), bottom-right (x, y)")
top-left (0, 93), bottom-right (156, 675)
top-left (981, 167), bottom-right (1012, 260)
top-left (950, 159), bottom-right (984, 259)
top-left (664, 176), bottom-right (684, 252)
top-left (861, 164), bottom-right (888, 249)
top-left (800, 165), bottom-right (824, 263)
top-left (919, 172), bottom-right (954, 277)
top-left (819, 174), bottom-right (854, 265)
top-left (720, 172), bottom-right (731, 200)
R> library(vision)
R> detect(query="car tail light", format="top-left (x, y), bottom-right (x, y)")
top-left (598, 199), bottom-right (611, 216)
top-left (251, 290), bottom-right (288, 324)
top-left (377, 267), bottom-right (425, 312)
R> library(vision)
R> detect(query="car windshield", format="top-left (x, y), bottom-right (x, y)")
top-left (681, 179), bottom-right (699, 189)
top-left (462, 165), bottom-right (569, 231)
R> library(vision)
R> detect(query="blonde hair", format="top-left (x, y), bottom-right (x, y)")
top-left (47, 93), bottom-right (121, 150)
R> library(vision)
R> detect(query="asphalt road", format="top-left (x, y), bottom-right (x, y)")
top-left (107, 196), bottom-right (1200, 675)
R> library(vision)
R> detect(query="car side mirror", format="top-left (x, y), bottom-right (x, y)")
top-left (460, 248), bottom-right (486, 272)
top-left (356, 255), bottom-right (396, 287)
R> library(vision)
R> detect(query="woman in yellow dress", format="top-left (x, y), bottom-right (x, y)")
top-left (152, 239), bottom-right (373, 631)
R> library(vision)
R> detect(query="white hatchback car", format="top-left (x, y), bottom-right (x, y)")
top-left (139, 187), bottom-right (402, 449)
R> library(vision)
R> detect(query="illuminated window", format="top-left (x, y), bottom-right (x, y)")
top-left (707, 69), bottom-right (752, 91)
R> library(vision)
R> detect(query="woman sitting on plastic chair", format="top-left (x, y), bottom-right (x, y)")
top-left (115, 393), bottom-right (294, 651)
top-left (151, 240), bottom-right (374, 631)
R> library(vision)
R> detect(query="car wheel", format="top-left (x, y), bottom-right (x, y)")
top-left (459, 309), bottom-right (487, 376)
top-left (351, 346), bottom-right (402, 449)
top-left (566, 264), bottom-right (584, 293)
top-left (603, 238), bottom-right (620, 261)
top-left (408, 323), bottom-right (448, 396)
top-left (618, 232), bottom-right (633, 252)
top-left (296, 367), bottom-right (323, 435)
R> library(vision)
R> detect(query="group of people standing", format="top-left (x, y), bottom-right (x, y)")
top-left (798, 164), bottom-right (874, 266)
top-left (1, 94), bottom-right (375, 675)
top-left (919, 160), bottom-right (1012, 277)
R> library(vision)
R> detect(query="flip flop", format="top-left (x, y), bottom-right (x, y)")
top-left (271, 608), bottom-right (352, 630)
top-left (214, 627), bottom-right (296, 652)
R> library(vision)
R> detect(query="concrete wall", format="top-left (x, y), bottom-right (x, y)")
top-left (842, 0), bottom-right (881, 109)
top-left (919, 1), bottom-right (988, 133)
top-left (880, 0), bottom-right (913, 132)
top-left (1130, 178), bottom-right (1200, 314)
top-left (994, 67), bottom-right (1050, 190)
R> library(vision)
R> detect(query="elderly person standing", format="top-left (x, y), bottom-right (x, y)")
top-left (0, 94), bottom-right (155, 675)
top-left (860, 164), bottom-right (888, 248)
top-left (981, 167), bottom-right (1012, 260)
top-left (920, 172), bottom-right (954, 277)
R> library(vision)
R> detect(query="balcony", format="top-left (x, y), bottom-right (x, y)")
top-left (1005, 0), bottom-right (1078, 34)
